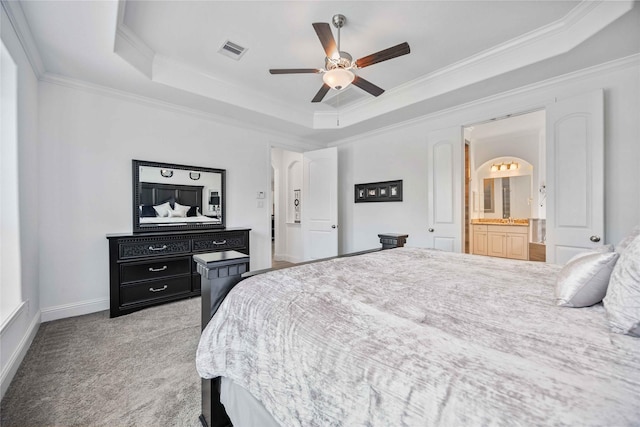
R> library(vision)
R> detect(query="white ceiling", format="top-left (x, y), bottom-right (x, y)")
top-left (10, 0), bottom-right (640, 145)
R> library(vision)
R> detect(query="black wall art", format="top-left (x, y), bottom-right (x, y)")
top-left (355, 180), bottom-right (403, 203)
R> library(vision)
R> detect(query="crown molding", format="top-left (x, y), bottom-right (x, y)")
top-left (113, 0), bottom-right (633, 131)
top-left (1, 0), bottom-right (45, 76)
top-left (151, 54), bottom-right (313, 129)
top-left (114, 0), bottom-right (154, 78)
top-left (39, 72), bottom-right (322, 150)
top-left (328, 53), bottom-right (640, 147)
top-left (114, 0), bottom-right (314, 129)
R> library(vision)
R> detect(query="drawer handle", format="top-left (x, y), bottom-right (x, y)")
top-left (149, 285), bottom-right (168, 293)
top-left (148, 245), bottom-right (167, 251)
top-left (148, 266), bottom-right (168, 272)
top-left (212, 240), bottom-right (227, 245)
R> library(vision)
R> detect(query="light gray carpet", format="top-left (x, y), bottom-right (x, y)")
top-left (1, 298), bottom-right (202, 427)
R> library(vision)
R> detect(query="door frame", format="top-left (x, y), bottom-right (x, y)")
top-left (462, 107), bottom-right (546, 256)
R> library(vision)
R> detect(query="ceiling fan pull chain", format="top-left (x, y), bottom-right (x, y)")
top-left (337, 92), bottom-right (340, 126)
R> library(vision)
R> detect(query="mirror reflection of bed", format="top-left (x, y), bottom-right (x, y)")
top-left (133, 161), bottom-right (225, 232)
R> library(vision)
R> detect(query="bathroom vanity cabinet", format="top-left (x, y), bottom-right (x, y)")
top-left (472, 223), bottom-right (529, 261)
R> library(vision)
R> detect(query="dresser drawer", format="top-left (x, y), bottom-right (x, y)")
top-left (120, 276), bottom-right (191, 306)
top-left (119, 239), bottom-right (191, 259)
top-left (193, 232), bottom-right (247, 252)
top-left (192, 274), bottom-right (201, 292)
top-left (121, 257), bottom-right (190, 284)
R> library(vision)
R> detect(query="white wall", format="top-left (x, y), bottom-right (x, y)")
top-left (1, 6), bottom-right (41, 400)
top-left (336, 58), bottom-right (640, 254)
top-left (37, 81), bottom-right (307, 321)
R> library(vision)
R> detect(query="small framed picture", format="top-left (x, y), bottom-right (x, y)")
top-left (358, 189), bottom-right (365, 199)
top-left (379, 187), bottom-right (388, 196)
top-left (294, 189), bottom-right (301, 223)
top-left (390, 185), bottom-right (398, 196)
top-left (367, 188), bottom-right (378, 197)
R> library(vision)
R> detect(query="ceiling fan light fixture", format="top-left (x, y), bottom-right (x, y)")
top-left (322, 68), bottom-right (355, 90)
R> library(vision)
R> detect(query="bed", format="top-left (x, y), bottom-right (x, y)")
top-left (196, 247), bottom-right (640, 426)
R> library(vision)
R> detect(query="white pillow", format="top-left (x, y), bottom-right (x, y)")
top-left (556, 251), bottom-right (619, 307)
top-left (615, 225), bottom-right (640, 254)
top-left (173, 202), bottom-right (191, 217)
top-left (566, 244), bottom-right (614, 264)
top-left (153, 201), bottom-right (172, 218)
top-left (167, 207), bottom-right (187, 218)
top-left (603, 233), bottom-right (640, 336)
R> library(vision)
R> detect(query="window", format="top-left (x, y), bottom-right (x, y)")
top-left (0, 40), bottom-right (22, 325)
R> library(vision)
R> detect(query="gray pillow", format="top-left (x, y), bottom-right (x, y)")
top-left (556, 251), bottom-right (619, 307)
top-left (603, 233), bottom-right (640, 336)
top-left (616, 225), bottom-right (640, 254)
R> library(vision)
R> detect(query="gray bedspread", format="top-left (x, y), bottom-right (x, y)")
top-left (196, 248), bottom-right (640, 426)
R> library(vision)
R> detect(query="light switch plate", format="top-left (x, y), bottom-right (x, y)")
top-left (257, 191), bottom-right (265, 199)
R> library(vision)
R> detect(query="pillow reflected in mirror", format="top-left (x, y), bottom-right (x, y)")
top-left (140, 205), bottom-right (157, 218)
top-left (153, 201), bottom-right (172, 218)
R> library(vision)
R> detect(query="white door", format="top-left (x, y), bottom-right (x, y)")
top-left (426, 126), bottom-right (464, 252)
top-left (302, 147), bottom-right (338, 261)
top-left (546, 89), bottom-right (604, 264)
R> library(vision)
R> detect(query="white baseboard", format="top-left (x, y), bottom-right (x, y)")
top-left (1, 307), bottom-right (40, 400)
top-left (41, 297), bottom-right (110, 323)
top-left (279, 254), bottom-right (304, 264)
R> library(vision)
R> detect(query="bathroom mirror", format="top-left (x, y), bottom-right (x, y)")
top-left (132, 160), bottom-right (225, 233)
top-left (482, 175), bottom-right (531, 219)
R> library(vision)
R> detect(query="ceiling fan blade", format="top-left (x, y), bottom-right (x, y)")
top-left (269, 68), bottom-right (322, 74)
top-left (312, 22), bottom-right (337, 58)
top-left (352, 76), bottom-right (385, 97)
top-left (311, 84), bottom-right (331, 103)
top-left (355, 42), bottom-right (411, 69)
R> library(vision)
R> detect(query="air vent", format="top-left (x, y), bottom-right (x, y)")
top-left (218, 40), bottom-right (248, 60)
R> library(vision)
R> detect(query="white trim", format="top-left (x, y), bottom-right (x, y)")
top-left (39, 73), bottom-right (325, 151)
top-left (115, 1), bottom-right (154, 62)
top-left (0, 301), bottom-right (26, 333)
top-left (0, 0), bottom-right (45, 77)
top-left (329, 53), bottom-right (640, 147)
top-left (114, 0), bottom-right (154, 79)
top-left (0, 307), bottom-right (40, 400)
top-left (40, 297), bottom-right (110, 323)
top-left (280, 254), bottom-right (304, 264)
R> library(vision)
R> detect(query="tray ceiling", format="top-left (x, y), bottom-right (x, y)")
top-left (11, 0), bottom-right (640, 144)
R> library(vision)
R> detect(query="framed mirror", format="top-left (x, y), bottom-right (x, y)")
top-left (482, 175), bottom-right (531, 219)
top-left (132, 160), bottom-right (225, 233)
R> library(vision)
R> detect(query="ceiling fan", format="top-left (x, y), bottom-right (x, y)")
top-left (269, 14), bottom-right (410, 103)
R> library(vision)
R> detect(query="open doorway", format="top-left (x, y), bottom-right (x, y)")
top-left (270, 147), bottom-right (302, 269)
top-left (464, 110), bottom-right (546, 262)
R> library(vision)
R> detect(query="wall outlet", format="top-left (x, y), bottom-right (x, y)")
top-left (257, 200), bottom-right (264, 208)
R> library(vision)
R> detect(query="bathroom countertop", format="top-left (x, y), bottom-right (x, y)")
top-left (471, 219), bottom-right (529, 226)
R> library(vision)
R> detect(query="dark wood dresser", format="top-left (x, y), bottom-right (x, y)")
top-left (107, 228), bottom-right (250, 318)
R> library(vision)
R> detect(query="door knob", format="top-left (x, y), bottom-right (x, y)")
top-left (428, 228), bottom-right (434, 232)
top-left (590, 235), bottom-right (601, 243)
top-left (331, 225), bottom-right (337, 229)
